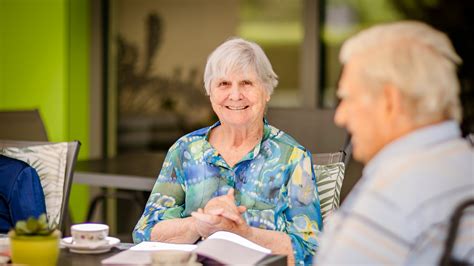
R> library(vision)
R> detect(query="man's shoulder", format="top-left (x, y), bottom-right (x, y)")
top-left (366, 137), bottom-right (473, 213)
top-left (0, 155), bottom-right (38, 192)
top-left (341, 138), bottom-right (473, 246)
top-left (0, 155), bottom-right (32, 176)
top-left (374, 136), bottom-right (471, 177)
top-left (390, 137), bottom-right (472, 182)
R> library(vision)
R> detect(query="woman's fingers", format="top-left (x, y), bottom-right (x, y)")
top-left (227, 188), bottom-right (235, 197)
top-left (207, 207), bottom-right (224, 216)
top-left (192, 211), bottom-right (219, 225)
top-left (205, 198), bottom-right (235, 213)
top-left (201, 188), bottom-right (247, 225)
top-left (219, 210), bottom-right (245, 224)
top-left (237, 205), bottom-right (247, 213)
top-left (193, 207), bottom-right (243, 224)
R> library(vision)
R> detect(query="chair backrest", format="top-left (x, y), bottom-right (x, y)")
top-left (439, 198), bottom-right (474, 266)
top-left (313, 151), bottom-right (346, 223)
top-left (0, 140), bottom-right (81, 230)
top-left (0, 109), bottom-right (48, 141)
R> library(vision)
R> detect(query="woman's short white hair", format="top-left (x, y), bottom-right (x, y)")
top-left (203, 37), bottom-right (278, 95)
top-left (340, 21), bottom-right (463, 123)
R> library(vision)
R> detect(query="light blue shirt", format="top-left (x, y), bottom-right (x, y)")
top-left (315, 121), bottom-right (474, 265)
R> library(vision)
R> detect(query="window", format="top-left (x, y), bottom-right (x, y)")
top-left (107, 0), bottom-right (318, 153)
top-left (319, 0), bottom-right (403, 108)
top-left (239, 0), bottom-right (304, 107)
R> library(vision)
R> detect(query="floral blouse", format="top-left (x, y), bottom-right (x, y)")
top-left (133, 120), bottom-right (323, 265)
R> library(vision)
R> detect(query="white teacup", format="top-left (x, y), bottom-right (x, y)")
top-left (71, 223), bottom-right (109, 247)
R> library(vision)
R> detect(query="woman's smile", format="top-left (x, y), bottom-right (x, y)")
top-left (225, 105), bottom-right (249, 110)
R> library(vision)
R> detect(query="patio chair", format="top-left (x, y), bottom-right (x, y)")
top-left (0, 140), bottom-right (81, 233)
top-left (439, 198), bottom-right (474, 266)
top-left (313, 136), bottom-right (352, 222)
top-left (0, 109), bottom-right (48, 141)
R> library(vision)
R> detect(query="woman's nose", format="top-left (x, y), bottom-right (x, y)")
top-left (229, 84), bottom-right (243, 100)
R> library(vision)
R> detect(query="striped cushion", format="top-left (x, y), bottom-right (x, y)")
top-left (0, 143), bottom-right (68, 228)
top-left (314, 162), bottom-right (345, 221)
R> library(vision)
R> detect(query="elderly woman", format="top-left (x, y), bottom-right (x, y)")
top-left (133, 38), bottom-right (322, 265)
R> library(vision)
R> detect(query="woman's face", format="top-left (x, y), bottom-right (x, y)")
top-left (209, 70), bottom-right (270, 129)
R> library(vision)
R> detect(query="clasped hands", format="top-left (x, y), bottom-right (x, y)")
top-left (191, 188), bottom-right (250, 239)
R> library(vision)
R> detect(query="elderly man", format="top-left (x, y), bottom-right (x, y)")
top-left (315, 21), bottom-right (474, 265)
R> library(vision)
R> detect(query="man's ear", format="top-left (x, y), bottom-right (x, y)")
top-left (382, 83), bottom-right (403, 118)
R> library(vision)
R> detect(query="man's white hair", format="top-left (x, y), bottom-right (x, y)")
top-left (203, 37), bottom-right (278, 95)
top-left (340, 21), bottom-right (463, 123)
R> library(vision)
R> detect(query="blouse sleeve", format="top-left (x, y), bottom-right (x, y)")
top-left (284, 150), bottom-right (323, 265)
top-left (132, 144), bottom-right (186, 243)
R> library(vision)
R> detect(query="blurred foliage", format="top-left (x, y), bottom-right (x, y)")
top-left (240, 0), bottom-right (302, 23)
top-left (238, 0), bottom-right (303, 100)
top-left (320, 0), bottom-right (474, 135)
top-left (238, 0), bottom-right (303, 44)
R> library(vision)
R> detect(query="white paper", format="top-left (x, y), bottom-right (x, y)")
top-left (130, 241), bottom-right (197, 252)
top-left (207, 231), bottom-right (271, 254)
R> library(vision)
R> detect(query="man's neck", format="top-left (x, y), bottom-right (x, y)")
top-left (387, 118), bottom-right (446, 146)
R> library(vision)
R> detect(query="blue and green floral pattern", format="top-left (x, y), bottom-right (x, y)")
top-left (133, 120), bottom-right (323, 265)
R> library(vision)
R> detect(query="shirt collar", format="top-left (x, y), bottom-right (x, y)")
top-left (364, 120), bottom-right (461, 178)
top-left (242, 119), bottom-right (271, 162)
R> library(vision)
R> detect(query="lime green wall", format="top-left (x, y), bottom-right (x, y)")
top-left (0, 0), bottom-right (90, 222)
top-left (0, 0), bottom-right (67, 139)
top-left (67, 0), bottom-right (90, 223)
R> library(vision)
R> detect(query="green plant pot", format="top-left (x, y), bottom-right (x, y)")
top-left (9, 230), bottom-right (60, 266)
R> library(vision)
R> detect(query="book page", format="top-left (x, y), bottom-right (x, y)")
top-left (103, 235), bottom-right (276, 265)
top-left (130, 241), bottom-right (197, 252)
top-left (102, 243), bottom-right (197, 265)
top-left (207, 231), bottom-right (271, 254)
top-left (195, 238), bottom-right (269, 265)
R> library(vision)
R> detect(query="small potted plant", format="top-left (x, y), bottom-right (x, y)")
top-left (8, 214), bottom-right (60, 266)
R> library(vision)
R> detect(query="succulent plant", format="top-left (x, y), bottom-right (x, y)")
top-left (13, 214), bottom-right (55, 236)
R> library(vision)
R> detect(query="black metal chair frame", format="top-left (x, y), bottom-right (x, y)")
top-left (439, 199), bottom-right (474, 266)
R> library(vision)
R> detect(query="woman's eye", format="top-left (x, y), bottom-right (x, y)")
top-left (218, 81), bottom-right (229, 87)
top-left (242, 80), bottom-right (252, 86)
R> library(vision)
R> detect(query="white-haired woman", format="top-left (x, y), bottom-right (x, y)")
top-left (133, 38), bottom-right (323, 265)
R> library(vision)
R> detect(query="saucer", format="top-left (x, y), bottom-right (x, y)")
top-left (61, 236), bottom-right (120, 254)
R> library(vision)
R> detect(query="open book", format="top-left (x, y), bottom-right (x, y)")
top-left (102, 231), bottom-right (274, 265)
